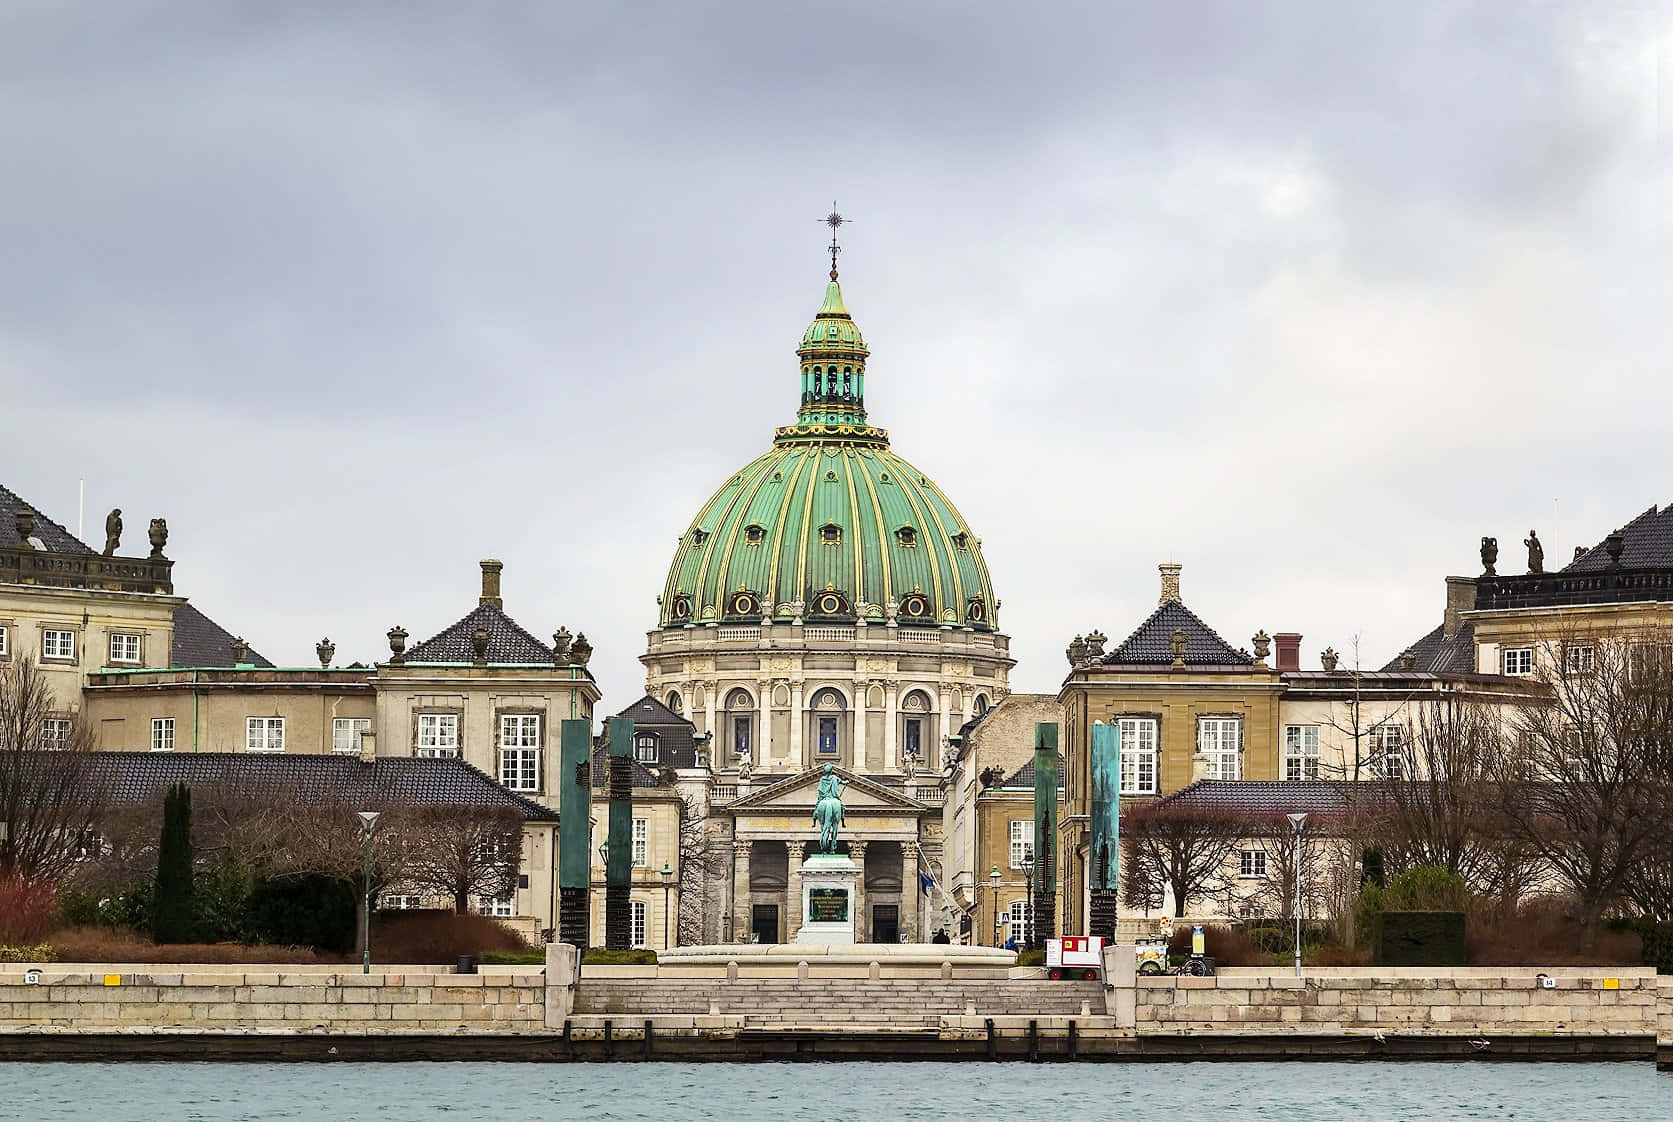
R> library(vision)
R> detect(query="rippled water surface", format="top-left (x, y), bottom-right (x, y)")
top-left (3, 1060), bottom-right (1666, 1121)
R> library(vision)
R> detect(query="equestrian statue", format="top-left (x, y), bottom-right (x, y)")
top-left (812, 764), bottom-right (848, 854)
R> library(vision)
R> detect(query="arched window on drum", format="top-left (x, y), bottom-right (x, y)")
top-left (725, 688), bottom-right (755, 761)
top-left (900, 689), bottom-right (933, 765)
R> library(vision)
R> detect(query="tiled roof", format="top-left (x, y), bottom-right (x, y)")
top-left (1151, 780), bottom-right (1354, 821)
top-left (1104, 600), bottom-right (1250, 666)
top-left (611, 695), bottom-right (701, 768)
top-left (0, 483), bottom-right (94, 554)
top-left (589, 746), bottom-right (666, 789)
top-left (1564, 503), bottom-right (1673, 573)
top-left (999, 753), bottom-right (1066, 790)
top-left (405, 602), bottom-right (554, 664)
top-left (86, 752), bottom-right (557, 821)
top-left (1379, 620), bottom-right (1476, 674)
top-left (171, 602), bottom-right (274, 668)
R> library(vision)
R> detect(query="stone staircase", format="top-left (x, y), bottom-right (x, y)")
top-left (575, 979), bottom-right (1103, 1028)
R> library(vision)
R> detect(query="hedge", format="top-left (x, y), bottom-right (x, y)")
top-left (1636, 921), bottom-right (1673, 974)
top-left (1375, 910), bottom-right (1466, 966)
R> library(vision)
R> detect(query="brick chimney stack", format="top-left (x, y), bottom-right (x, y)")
top-left (1274, 633), bottom-right (1302, 672)
top-left (1158, 562), bottom-right (1182, 606)
top-left (1443, 576), bottom-right (1476, 639)
top-left (480, 559), bottom-right (504, 607)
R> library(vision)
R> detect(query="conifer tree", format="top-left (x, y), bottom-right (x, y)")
top-left (152, 782), bottom-right (195, 943)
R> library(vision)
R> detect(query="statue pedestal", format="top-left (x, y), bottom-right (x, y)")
top-left (796, 853), bottom-right (858, 945)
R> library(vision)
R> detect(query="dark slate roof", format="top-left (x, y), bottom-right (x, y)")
top-left (405, 601), bottom-right (554, 664)
top-left (0, 483), bottom-right (94, 554)
top-left (170, 602), bottom-right (274, 668)
top-left (86, 752), bottom-right (557, 821)
top-left (611, 695), bottom-right (701, 768)
top-left (1378, 620), bottom-right (1476, 674)
top-left (589, 746), bottom-right (666, 789)
top-left (1564, 503), bottom-right (1673, 573)
top-left (1104, 600), bottom-right (1250, 666)
top-left (999, 753), bottom-right (1066, 790)
top-left (1151, 780), bottom-right (1353, 821)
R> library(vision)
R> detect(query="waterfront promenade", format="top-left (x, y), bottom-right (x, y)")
top-left (1, 945), bottom-right (1669, 1068)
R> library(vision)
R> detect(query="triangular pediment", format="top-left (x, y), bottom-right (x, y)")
top-left (727, 765), bottom-right (926, 813)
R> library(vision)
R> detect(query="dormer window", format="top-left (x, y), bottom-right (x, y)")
top-left (820, 522), bottom-right (842, 545)
top-left (690, 528), bottom-right (709, 547)
top-left (900, 591), bottom-right (931, 619)
top-left (744, 524), bottom-right (766, 545)
top-left (896, 526), bottom-right (918, 548)
top-left (634, 733), bottom-right (660, 764)
top-left (670, 595), bottom-right (692, 621)
top-left (952, 531), bottom-right (969, 551)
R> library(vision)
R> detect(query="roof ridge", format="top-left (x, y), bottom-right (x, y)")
top-left (1104, 598), bottom-right (1248, 665)
top-left (406, 600), bottom-right (555, 663)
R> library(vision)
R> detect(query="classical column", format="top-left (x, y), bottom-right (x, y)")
top-left (789, 680), bottom-right (805, 768)
top-left (848, 840), bottom-right (867, 942)
top-left (900, 840), bottom-right (920, 943)
top-left (699, 686), bottom-right (713, 742)
top-left (756, 681), bottom-right (770, 762)
top-left (937, 687), bottom-right (953, 770)
top-left (883, 681), bottom-right (899, 774)
top-left (731, 839), bottom-right (752, 942)
top-left (786, 840), bottom-right (805, 941)
top-left (853, 680), bottom-right (869, 770)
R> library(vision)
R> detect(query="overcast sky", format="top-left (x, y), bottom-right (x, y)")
top-left (5, 2), bottom-right (1671, 708)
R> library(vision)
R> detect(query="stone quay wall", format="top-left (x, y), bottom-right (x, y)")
top-left (0, 966), bottom-right (547, 1035)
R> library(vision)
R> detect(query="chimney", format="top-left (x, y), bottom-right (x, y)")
top-left (1158, 562), bottom-right (1182, 606)
top-left (480, 559), bottom-right (504, 607)
top-left (1274, 633), bottom-right (1302, 672)
top-left (359, 726), bottom-right (378, 764)
top-left (1443, 576), bottom-right (1476, 639)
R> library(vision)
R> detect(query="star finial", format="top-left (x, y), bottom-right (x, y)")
top-left (820, 202), bottom-right (847, 280)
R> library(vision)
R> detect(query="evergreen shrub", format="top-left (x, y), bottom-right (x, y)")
top-left (1376, 910), bottom-right (1467, 966)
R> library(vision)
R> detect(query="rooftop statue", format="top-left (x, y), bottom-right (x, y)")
top-left (103, 508), bottom-right (122, 557)
top-left (812, 763), bottom-right (848, 854)
top-left (1524, 529), bottom-right (1544, 574)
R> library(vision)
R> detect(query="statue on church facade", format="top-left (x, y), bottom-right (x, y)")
top-left (103, 509), bottom-right (122, 556)
top-left (812, 764), bottom-right (848, 854)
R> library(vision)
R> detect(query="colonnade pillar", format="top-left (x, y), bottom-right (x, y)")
top-left (731, 839), bottom-right (751, 942)
top-left (883, 681), bottom-right (899, 773)
top-left (848, 840), bottom-right (867, 942)
top-left (853, 680), bottom-right (868, 769)
top-left (789, 681), bottom-right (804, 768)
top-left (786, 840), bottom-right (805, 941)
top-left (901, 840), bottom-right (920, 943)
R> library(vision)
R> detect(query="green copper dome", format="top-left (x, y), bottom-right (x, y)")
top-left (659, 273), bottom-right (999, 631)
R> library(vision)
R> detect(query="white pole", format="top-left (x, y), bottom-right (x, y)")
top-left (1287, 812), bottom-right (1308, 978)
top-left (78, 476), bottom-right (85, 540)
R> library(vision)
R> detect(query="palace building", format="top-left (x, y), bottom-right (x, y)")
top-left (641, 235), bottom-right (1014, 944)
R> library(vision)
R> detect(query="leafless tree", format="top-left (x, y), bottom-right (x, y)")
top-left (1243, 814), bottom-right (1332, 923)
top-left (1121, 803), bottom-right (1249, 918)
top-left (676, 791), bottom-right (728, 945)
top-left (1493, 629), bottom-right (1673, 948)
top-left (398, 806), bottom-right (523, 912)
top-left (0, 656), bottom-right (108, 881)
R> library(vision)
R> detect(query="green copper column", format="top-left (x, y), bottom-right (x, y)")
top-left (604, 716), bottom-right (634, 950)
top-left (558, 719), bottom-right (592, 950)
top-left (1033, 722), bottom-right (1058, 949)
top-left (1089, 721), bottom-right (1121, 941)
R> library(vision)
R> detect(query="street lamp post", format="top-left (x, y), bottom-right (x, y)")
top-left (987, 864), bottom-right (1001, 947)
top-left (597, 840), bottom-right (610, 948)
top-left (1287, 812), bottom-right (1308, 978)
top-left (660, 861), bottom-right (674, 950)
top-left (1021, 847), bottom-right (1036, 950)
top-left (356, 811), bottom-right (380, 976)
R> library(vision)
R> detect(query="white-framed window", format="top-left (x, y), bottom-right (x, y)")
top-left (1239, 849), bottom-right (1268, 879)
top-left (0, 625), bottom-right (9, 657)
top-left (476, 894), bottom-right (514, 918)
top-left (903, 717), bottom-right (923, 756)
top-left (633, 818), bottom-right (649, 867)
top-left (1008, 898), bottom-right (1033, 934)
top-left (381, 894), bottom-right (424, 910)
top-left (151, 717), bottom-right (174, 752)
top-left (634, 732), bottom-right (660, 764)
top-left (109, 633), bottom-right (141, 664)
top-left (1008, 819), bottom-right (1033, 869)
top-left (417, 713), bottom-right (459, 757)
top-left (41, 717), bottom-right (72, 749)
top-left (631, 900), bottom-right (648, 949)
top-left (1284, 724), bottom-right (1320, 781)
top-left (333, 717), bottom-right (371, 754)
top-left (1117, 717), bottom-right (1158, 794)
top-left (42, 628), bottom-right (76, 662)
top-left (1502, 646), bottom-right (1533, 676)
top-left (499, 714), bottom-right (541, 791)
top-left (1198, 717), bottom-right (1242, 780)
top-left (1371, 724), bottom-right (1406, 780)
top-left (246, 716), bottom-right (285, 752)
top-left (733, 716), bottom-right (752, 757)
top-left (1565, 644), bottom-right (1596, 675)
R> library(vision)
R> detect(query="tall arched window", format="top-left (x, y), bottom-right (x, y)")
top-left (810, 687), bottom-right (847, 758)
top-left (901, 689), bottom-right (933, 760)
top-left (973, 693), bottom-right (990, 717)
top-left (725, 688), bottom-right (755, 759)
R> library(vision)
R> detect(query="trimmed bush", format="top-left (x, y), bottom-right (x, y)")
top-left (246, 874), bottom-right (358, 953)
top-left (1635, 921), bottom-right (1673, 974)
top-left (481, 949), bottom-right (547, 966)
top-left (1015, 948), bottom-right (1045, 967)
top-left (1376, 910), bottom-right (1467, 966)
top-left (581, 948), bottom-right (658, 965)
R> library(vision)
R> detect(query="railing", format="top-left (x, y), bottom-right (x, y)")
top-left (1476, 567), bottom-right (1673, 609)
top-left (907, 786), bottom-right (945, 806)
top-left (900, 629), bottom-right (941, 643)
top-left (803, 626), bottom-right (855, 642)
top-left (2, 545), bottom-right (174, 594)
top-left (711, 785), bottom-right (738, 803)
top-left (718, 627), bottom-right (761, 642)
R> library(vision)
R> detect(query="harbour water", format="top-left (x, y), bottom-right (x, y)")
top-left (1, 1060), bottom-right (1664, 1121)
